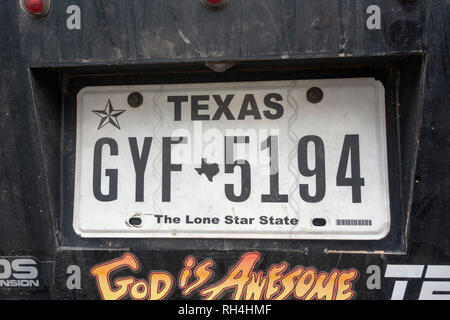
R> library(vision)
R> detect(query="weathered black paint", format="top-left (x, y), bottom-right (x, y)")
top-left (0, 0), bottom-right (448, 300)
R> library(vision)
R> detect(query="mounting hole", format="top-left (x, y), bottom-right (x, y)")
top-left (127, 92), bottom-right (143, 108)
top-left (128, 217), bottom-right (142, 227)
top-left (306, 87), bottom-right (324, 104)
top-left (312, 218), bottom-right (327, 227)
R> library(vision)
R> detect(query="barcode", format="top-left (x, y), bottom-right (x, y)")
top-left (336, 219), bottom-right (372, 226)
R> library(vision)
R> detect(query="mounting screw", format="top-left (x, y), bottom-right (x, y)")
top-left (200, 0), bottom-right (230, 10)
top-left (205, 61), bottom-right (235, 72)
top-left (127, 92), bottom-right (143, 108)
top-left (307, 87), bottom-right (324, 104)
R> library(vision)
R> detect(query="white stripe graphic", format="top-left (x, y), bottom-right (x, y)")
top-left (425, 266), bottom-right (450, 279)
top-left (385, 265), bottom-right (424, 278)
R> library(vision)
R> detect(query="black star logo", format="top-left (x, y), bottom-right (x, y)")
top-left (92, 99), bottom-right (126, 130)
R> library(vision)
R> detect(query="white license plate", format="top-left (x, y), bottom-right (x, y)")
top-left (74, 78), bottom-right (390, 240)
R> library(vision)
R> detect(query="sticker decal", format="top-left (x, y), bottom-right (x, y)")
top-left (384, 264), bottom-right (450, 300)
top-left (0, 257), bottom-right (41, 289)
top-left (90, 252), bottom-right (359, 300)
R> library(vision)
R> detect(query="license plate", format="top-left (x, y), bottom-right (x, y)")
top-left (74, 78), bottom-right (390, 240)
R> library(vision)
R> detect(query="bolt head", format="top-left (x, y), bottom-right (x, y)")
top-left (307, 87), bottom-right (324, 104)
top-left (127, 92), bottom-right (144, 108)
